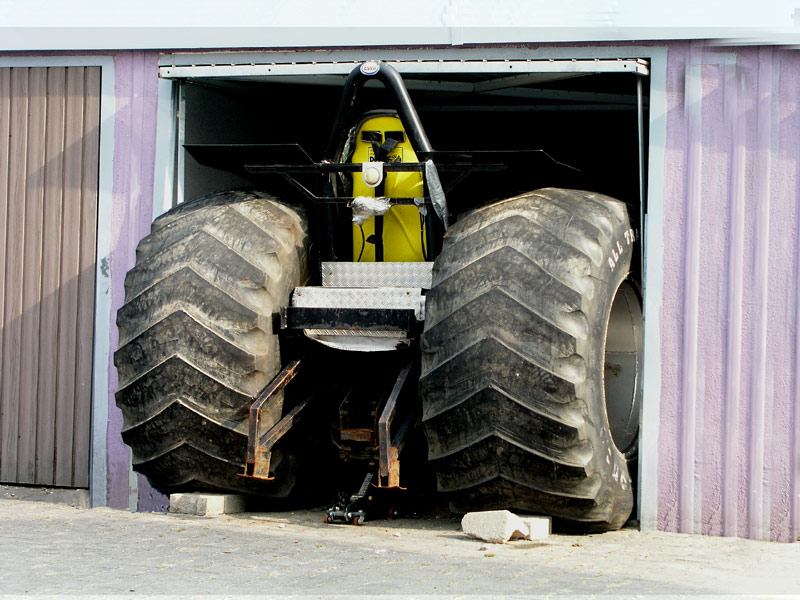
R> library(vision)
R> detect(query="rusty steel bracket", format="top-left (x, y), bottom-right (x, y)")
top-left (240, 358), bottom-right (306, 481)
top-left (376, 362), bottom-right (415, 489)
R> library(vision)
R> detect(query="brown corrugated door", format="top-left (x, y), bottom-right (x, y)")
top-left (0, 66), bottom-right (100, 488)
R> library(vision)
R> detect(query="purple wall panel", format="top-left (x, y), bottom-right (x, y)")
top-left (770, 50), bottom-right (800, 542)
top-left (696, 60), bottom-right (727, 538)
top-left (784, 53), bottom-right (800, 545)
top-left (660, 43), bottom-right (800, 542)
top-left (107, 50), bottom-right (166, 511)
top-left (659, 41), bottom-right (689, 533)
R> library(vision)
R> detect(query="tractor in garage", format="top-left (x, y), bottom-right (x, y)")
top-left (114, 60), bottom-right (643, 531)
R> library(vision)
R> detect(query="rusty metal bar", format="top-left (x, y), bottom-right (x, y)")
top-left (259, 397), bottom-right (311, 449)
top-left (383, 415), bottom-right (414, 490)
top-left (242, 358), bottom-right (303, 480)
top-left (245, 397), bottom-right (312, 480)
top-left (391, 414), bottom-right (414, 455)
top-left (340, 428), bottom-right (374, 443)
top-left (377, 362), bottom-right (412, 488)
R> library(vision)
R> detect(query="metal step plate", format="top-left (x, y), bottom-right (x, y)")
top-left (291, 285), bottom-right (426, 352)
top-left (304, 329), bottom-right (410, 352)
top-left (321, 262), bottom-right (433, 289)
top-left (292, 286), bottom-right (425, 320)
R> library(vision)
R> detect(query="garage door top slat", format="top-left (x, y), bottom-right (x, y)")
top-left (159, 57), bottom-right (649, 80)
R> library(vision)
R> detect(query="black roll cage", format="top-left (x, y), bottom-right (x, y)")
top-left (184, 61), bottom-right (574, 266)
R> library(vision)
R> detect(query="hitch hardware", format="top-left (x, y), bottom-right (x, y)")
top-left (325, 362), bottom-right (416, 525)
top-left (240, 358), bottom-right (309, 480)
top-left (325, 472), bottom-right (373, 526)
top-left (377, 362), bottom-right (414, 489)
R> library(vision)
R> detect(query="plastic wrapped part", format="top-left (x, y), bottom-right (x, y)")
top-left (351, 196), bottom-right (392, 226)
top-left (424, 160), bottom-right (449, 228)
top-left (414, 196), bottom-right (428, 217)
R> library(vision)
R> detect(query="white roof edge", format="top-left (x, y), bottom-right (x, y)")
top-left (3, 27), bottom-right (800, 53)
top-left (159, 58), bottom-right (649, 79)
top-left (158, 47), bottom-right (658, 68)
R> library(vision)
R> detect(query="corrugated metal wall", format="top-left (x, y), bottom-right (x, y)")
top-left (0, 66), bottom-right (100, 488)
top-left (660, 43), bottom-right (800, 542)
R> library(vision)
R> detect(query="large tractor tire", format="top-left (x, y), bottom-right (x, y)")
top-left (420, 188), bottom-right (641, 531)
top-left (114, 190), bottom-right (308, 495)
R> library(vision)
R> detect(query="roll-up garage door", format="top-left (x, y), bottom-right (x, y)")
top-left (0, 66), bottom-right (100, 488)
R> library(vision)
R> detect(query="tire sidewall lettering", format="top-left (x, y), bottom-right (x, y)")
top-left (607, 228), bottom-right (635, 272)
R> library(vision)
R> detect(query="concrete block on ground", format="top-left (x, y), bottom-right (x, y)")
top-left (519, 515), bottom-right (551, 539)
top-left (461, 510), bottom-right (531, 544)
top-left (168, 493), bottom-right (245, 516)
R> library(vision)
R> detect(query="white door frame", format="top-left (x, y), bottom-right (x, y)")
top-left (155, 44), bottom-right (667, 529)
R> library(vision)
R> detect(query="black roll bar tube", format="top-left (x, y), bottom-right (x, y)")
top-left (323, 61), bottom-right (434, 161)
top-left (319, 61), bottom-right (437, 262)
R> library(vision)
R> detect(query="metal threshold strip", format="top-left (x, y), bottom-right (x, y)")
top-left (159, 58), bottom-right (649, 80)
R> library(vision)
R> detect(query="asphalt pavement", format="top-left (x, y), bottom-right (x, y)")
top-left (1, 485), bottom-right (799, 596)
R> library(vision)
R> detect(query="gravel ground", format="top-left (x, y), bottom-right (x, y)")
top-left (1, 486), bottom-right (798, 597)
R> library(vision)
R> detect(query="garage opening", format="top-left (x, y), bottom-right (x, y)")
top-left (142, 56), bottom-right (650, 527)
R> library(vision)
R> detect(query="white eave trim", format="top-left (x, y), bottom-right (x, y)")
top-left (159, 58), bottom-right (649, 80)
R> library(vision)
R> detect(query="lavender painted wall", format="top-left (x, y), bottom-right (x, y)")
top-left (107, 50), bottom-right (167, 511)
top-left (660, 42), bottom-right (800, 542)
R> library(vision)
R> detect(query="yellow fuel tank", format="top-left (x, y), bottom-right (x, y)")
top-left (351, 114), bottom-right (426, 262)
